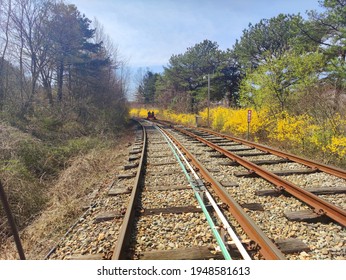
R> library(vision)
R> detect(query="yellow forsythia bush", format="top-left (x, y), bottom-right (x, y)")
top-left (129, 108), bottom-right (159, 118)
top-left (160, 111), bottom-right (196, 125)
top-left (129, 106), bottom-right (345, 165)
top-left (129, 108), bottom-right (195, 125)
top-left (198, 107), bottom-right (270, 137)
top-left (268, 112), bottom-right (318, 145)
top-left (325, 136), bottom-right (346, 158)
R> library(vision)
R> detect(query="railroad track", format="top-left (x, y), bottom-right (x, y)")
top-left (46, 119), bottom-right (346, 260)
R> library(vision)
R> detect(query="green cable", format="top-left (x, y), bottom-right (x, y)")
top-left (156, 126), bottom-right (232, 260)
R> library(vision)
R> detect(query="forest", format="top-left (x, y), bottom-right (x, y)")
top-left (133, 0), bottom-right (345, 166)
top-left (0, 0), bottom-right (128, 244)
top-left (0, 0), bottom-right (129, 134)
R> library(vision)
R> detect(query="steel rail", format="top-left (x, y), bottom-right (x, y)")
top-left (197, 127), bottom-right (346, 180)
top-left (162, 128), bottom-right (286, 260)
top-left (159, 126), bottom-right (251, 260)
top-left (162, 127), bottom-right (251, 260)
top-left (112, 120), bottom-right (147, 260)
top-left (173, 126), bottom-right (346, 227)
top-left (156, 125), bottom-right (232, 259)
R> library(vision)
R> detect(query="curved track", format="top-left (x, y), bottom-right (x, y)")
top-left (46, 119), bottom-right (346, 260)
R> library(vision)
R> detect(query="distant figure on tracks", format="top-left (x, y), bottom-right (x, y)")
top-left (147, 111), bottom-right (156, 120)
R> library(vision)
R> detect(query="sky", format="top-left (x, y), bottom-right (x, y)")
top-left (68, 0), bottom-right (325, 96)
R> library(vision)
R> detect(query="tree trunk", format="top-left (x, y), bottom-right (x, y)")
top-left (0, 0), bottom-right (11, 110)
top-left (42, 73), bottom-right (53, 106)
top-left (57, 60), bottom-right (64, 102)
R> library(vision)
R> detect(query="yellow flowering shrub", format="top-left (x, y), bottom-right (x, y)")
top-left (129, 108), bottom-right (159, 118)
top-left (160, 110), bottom-right (196, 125)
top-left (268, 112), bottom-right (317, 145)
top-left (324, 136), bottom-right (346, 160)
top-left (197, 107), bottom-right (270, 137)
top-left (129, 106), bottom-right (345, 166)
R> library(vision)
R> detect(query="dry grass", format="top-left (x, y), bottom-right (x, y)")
top-left (0, 128), bottom-right (135, 259)
top-left (0, 122), bottom-right (35, 165)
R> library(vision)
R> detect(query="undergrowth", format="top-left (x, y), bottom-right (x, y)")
top-left (0, 119), bottom-right (124, 242)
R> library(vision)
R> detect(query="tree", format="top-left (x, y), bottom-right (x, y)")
top-left (0, 0), bottom-right (129, 133)
top-left (233, 14), bottom-right (316, 71)
top-left (239, 50), bottom-right (325, 114)
top-left (135, 69), bottom-right (159, 104)
top-left (215, 50), bottom-right (242, 107)
top-left (43, 2), bottom-right (101, 102)
top-left (10, 0), bottom-right (54, 112)
top-left (163, 40), bottom-right (222, 112)
top-left (0, 0), bottom-right (12, 110)
top-left (304, 0), bottom-right (346, 111)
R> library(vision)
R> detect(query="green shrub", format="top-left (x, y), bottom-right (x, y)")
top-left (17, 137), bottom-right (105, 178)
top-left (17, 140), bottom-right (54, 176)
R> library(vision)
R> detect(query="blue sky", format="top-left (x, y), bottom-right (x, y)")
top-left (69, 0), bottom-right (325, 96)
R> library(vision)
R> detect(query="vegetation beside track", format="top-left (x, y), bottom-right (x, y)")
top-left (0, 0), bottom-right (130, 254)
top-left (130, 107), bottom-right (346, 168)
top-left (0, 115), bottom-right (133, 250)
top-left (0, 120), bottom-right (135, 259)
top-left (131, 1), bottom-right (345, 169)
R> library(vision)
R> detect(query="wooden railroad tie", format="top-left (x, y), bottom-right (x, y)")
top-left (124, 163), bottom-right (139, 170)
top-left (220, 181), bottom-right (239, 187)
top-left (284, 210), bottom-right (332, 223)
top-left (240, 203), bottom-right (264, 211)
top-left (117, 173), bottom-right (136, 179)
top-left (94, 211), bottom-right (123, 223)
top-left (250, 158), bottom-right (292, 165)
top-left (187, 140), bottom-right (200, 143)
top-left (129, 155), bottom-right (141, 161)
top-left (196, 143), bottom-right (207, 147)
top-left (65, 254), bottom-right (104, 260)
top-left (227, 147), bottom-right (254, 152)
top-left (204, 137), bottom-right (224, 141)
top-left (219, 161), bottom-right (238, 166)
top-left (234, 168), bottom-right (319, 177)
top-left (129, 149), bottom-right (142, 155)
top-left (137, 239), bottom-right (309, 260)
top-left (138, 246), bottom-right (224, 260)
top-left (275, 238), bottom-right (310, 254)
top-left (210, 154), bottom-right (227, 158)
top-left (207, 168), bottom-right (220, 173)
top-left (218, 158), bottom-right (292, 166)
top-left (236, 151), bottom-right (268, 157)
top-left (256, 186), bottom-right (346, 197)
top-left (141, 203), bottom-right (263, 216)
top-left (108, 187), bottom-right (131, 196)
top-left (218, 142), bottom-right (242, 147)
top-left (149, 141), bottom-right (167, 144)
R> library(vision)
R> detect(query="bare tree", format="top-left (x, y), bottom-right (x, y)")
top-left (0, 0), bottom-right (12, 109)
